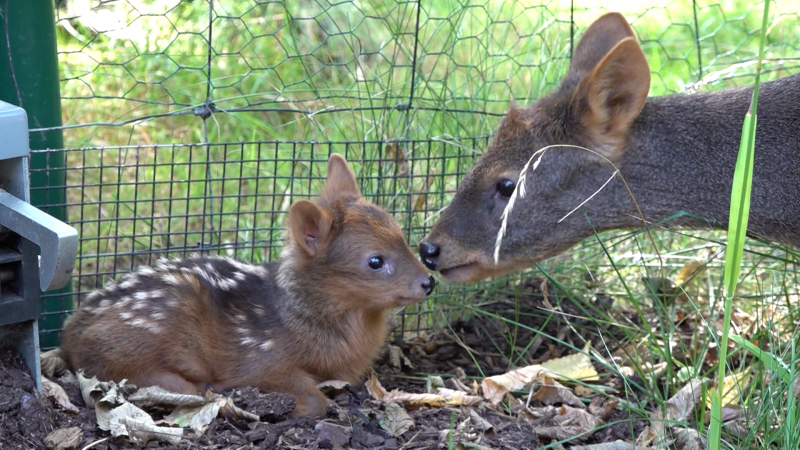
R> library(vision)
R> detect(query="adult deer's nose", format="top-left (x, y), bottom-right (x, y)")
top-left (418, 242), bottom-right (440, 270)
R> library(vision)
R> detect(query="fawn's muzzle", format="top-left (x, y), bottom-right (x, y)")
top-left (419, 242), bottom-right (440, 270)
top-left (421, 275), bottom-right (435, 296)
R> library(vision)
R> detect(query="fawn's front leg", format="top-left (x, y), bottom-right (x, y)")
top-left (256, 369), bottom-right (329, 418)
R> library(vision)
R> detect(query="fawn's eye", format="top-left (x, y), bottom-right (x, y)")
top-left (368, 256), bottom-right (384, 270)
top-left (496, 179), bottom-right (516, 197)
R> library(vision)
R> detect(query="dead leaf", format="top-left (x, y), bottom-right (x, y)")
top-left (481, 364), bottom-right (551, 404)
top-left (165, 394), bottom-right (258, 432)
top-left (672, 426), bottom-right (705, 450)
top-left (635, 424), bottom-right (657, 448)
top-left (704, 370), bottom-right (750, 408)
top-left (76, 371), bottom-right (110, 409)
top-left (40, 349), bottom-right (67, 378)
top-left (128, 386), bottom-right (205, 408)
top-left (541, 341), bottom-right (599, 381)
top-left (165, 400), bottom-right (223, 433)
top-left (379, 402), bottom-right (414, 437)
top-left (42, 377), bottom-right (79, 414)
top-left (384, 142), bottom-right (409, 176)
top-left (647, 378), bottom-right (706, 446)
top-left (468, 409), bottom-right (494, 435)
top-left (413, 168), bottom-right (437, 211)
top-left (531, 405), bottom-right (604, 441)
top-left (219, 396), bottom-right (260, 422)
top-left (317, 380), bottom-right (350, 390)
top-left (529, 377), bottom-right (584, 409)
top-left (675, 259), bottom-right (707, 287)
top-left (45, 426), bottom-right (82, 450)
top-left (454, 443), bottom-right (494, 450)
top-left (663, 378), bottom-right (705, 422)
top-left (388, 344), bottom-right (414, 370)
top-left (103, 401), bottom-right (183, 445)
top-left (426, 375), bottom-right (445, 392)
top-left (439, 418), bottom-right (482, 448)
top-left (76, 371), bottom-right (135, 409)
top-left (367, 374), bottom-right (481, 407)
top-left (588, 399), bottom-right (618, 421)
top-left (571, 441), bottom-right (648, 450)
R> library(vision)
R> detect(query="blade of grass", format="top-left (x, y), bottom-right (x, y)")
top-left (708, 0), bottom-right (771, 446)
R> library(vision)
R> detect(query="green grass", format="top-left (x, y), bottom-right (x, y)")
top-left (43, 0), bottom-right (800, 446)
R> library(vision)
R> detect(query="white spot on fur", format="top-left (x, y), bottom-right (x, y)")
top-left (151, 312), bottom-right (166, 321)
top-left (217, 278), bottom-right (238, 290)
top-left (115, 296), bottom-right (132, 308)
top-left (233, 271), bottom-right (247, 281)
top-left (119, 277), bottom-right (138, 289)
top-left (253, 306), bottom-right (266, 317)
top-left (235, 314), bottom-right (246, 323)
top-left (259, 340), bottom-right (273, 351)
top-left (191, 266), bottom-right (215, 285)
top-left (99, 299), bottom-right (112, 308)
top-left (226, 258), bottom-right (268, 277)
top-left (120, 312), bottom-right (134, 320)
top-left (154, 258), bottom-right (177, 271)
top-left (137, 266), bottom-right (155, 275)
top-left (235, 327), bottom-right (248, 336)
top-left (86, 290), bottom-right (103, 302)
top-left (166, 299), bottom-right (179, 308)
top-left (131, 302), bottom-right (147, 310)
top-left (129, 318), bottom-right (161, 334)
top-left (162, 274), bottom-right (181, 285)
top-left (240, 337), bottom-right (256, 346)
top-left (134, 291), bottom-right (150, 301)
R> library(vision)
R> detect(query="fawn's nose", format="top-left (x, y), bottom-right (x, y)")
top-left (419, 242), bottom-right (440, 270)
top-left (421, 275), bottom-right (436, 296)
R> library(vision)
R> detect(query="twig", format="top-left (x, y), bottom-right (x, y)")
top-left (81, 437), bottom-right (110, 450)
top-left (399, 429), bottom-right (423, 449)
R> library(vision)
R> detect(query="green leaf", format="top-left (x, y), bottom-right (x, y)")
top-left (709, 1), bottom-right (771, 448)
top-left (729, 334), bottom-right (790, 383)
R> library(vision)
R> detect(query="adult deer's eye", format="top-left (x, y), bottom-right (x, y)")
top-left (496, 179), bottom-right (516, 197)
top-left (368, 256), bottom-right (384, 270)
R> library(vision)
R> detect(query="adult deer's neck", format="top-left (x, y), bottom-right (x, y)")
top-left (616, 73), bottom-right (800, 246)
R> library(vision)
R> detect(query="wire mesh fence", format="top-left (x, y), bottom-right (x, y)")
top-left (27, 0), bottom-right (800, 347)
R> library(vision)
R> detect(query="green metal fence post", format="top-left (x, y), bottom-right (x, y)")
top-left (0, 0), bottom-right (72, 349)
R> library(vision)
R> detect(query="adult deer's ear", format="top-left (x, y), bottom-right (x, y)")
top-left (566, 12), bottom-right (637, 79)
top-left (574, 37), bottom-right (651, 159)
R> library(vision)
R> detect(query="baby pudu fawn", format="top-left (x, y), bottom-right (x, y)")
top-left (60, 153), bottom-right (435, 417)
top-left (420, 12), bottom-right (800, 283)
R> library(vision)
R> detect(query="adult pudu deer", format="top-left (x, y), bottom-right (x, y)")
top-left (60, 153), bottom-right (435, 417)
top-left (419, 12), bottom-right (800, 283)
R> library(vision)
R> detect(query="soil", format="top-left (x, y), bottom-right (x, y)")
top-left (0, 278), bottom-right (648, 449)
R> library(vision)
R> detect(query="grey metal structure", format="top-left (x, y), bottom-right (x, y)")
top-left (0, 100), bottom-right (78, 391)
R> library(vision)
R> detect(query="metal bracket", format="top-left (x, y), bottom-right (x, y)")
top-left (0, 190), bottom-right (78, 292)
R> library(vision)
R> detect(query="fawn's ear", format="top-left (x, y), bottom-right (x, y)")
top-left (321, 153), bottom-right (361, 203)
top-left (566, 12), bottom-right (637, 81)
top-left (288, 200), bottom-right (333, 257)
top-left (576, 37), bottom-right (650, 158)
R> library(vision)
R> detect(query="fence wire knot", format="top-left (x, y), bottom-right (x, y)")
top-left (193, 103), bottom-right (217, 120)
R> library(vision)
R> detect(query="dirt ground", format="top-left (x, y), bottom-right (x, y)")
top-left (0, 279), bottom-right (649, 449)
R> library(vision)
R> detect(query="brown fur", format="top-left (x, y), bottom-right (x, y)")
top-left (420, 12), bottom-right (800, 283)
top-left (60, 154), bottom-right (434, 417)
